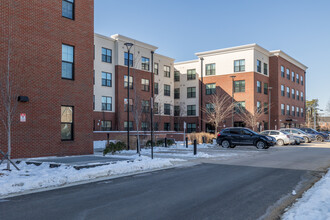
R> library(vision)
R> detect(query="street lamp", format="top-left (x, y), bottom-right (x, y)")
top-left (230, 75), bottom-right (236, 127)
top-left (200, 57), bottom-right (204, 132)
top-left (124, 42), bottom-right (133, 150)
top-left (268, 87), bottom-right (272, 129)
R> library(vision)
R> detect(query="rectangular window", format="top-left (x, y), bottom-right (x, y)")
top-left (102, 48), bottom-right (112, 63)
top-left (154, 63), bottom-right (159, 75)
top-left (154, 122), bottom-right (159, 131)
top-left (206, 103), bottom-right (214, 113)
top-left (287, 87), bottom-right (290, 98)
top-left (257, 60), bottom-right (262, 73)
top-left (234, 80), bottom-right (245, 93)
top-left (174, 88), bottom-right (180, 99)
top-left (93, 95), bottom-right (95, 110)
top-left (101, 121), bottom-right (112, 131)
top-left (174, 106), bottom-right (180, 116)
top-left (164, 66), bottom-right (170, 78)
top-left (62, 0), bottom-right (74, 19)
top-left (124, 121), bottom-right (133, 131)
top-left (235, 101), bottom-right (246, 114)
top-left (154, 102), bottom-right (159, 114)
top-left (264, 63), bottom-right (268, 75)
top-left (141, 79), bottom-right (150, 92)
top-left (102, 72), bottom-right (112, 87)
top-left (164, 123), bottom-right (171, 131)
top-left (187, 87), bottom-right (196, 98)
top-left (141, 57), bottom-right (150, 71)
top-left (187, 105), bottom-right (196, 116)
top-left (234, 59), bottom-right (245, 72)
top-left (61, 106), bottom-right (73, 140)
top-left (264, 103), bottom-right (268, 114)
top-left (301, 108), bottom-right (304, 117)
top-left (124, 98), bottom-right (133, 112)
top-left (154, 83), bottom-right (159, 95)
top-left (281, 66), bottom-right (285, 77)
top-left (287, 69), bottom-right (290, 79)
top-left (124, 52), bottom-right (133, 67)
top-left (264, 83), bottom-right (268, 95)
top-left (141, 122), bottom-right (149, 131)
top-left (281, 85), bottom-right (285, 96)
top-left (124, 75), bottom-right (133, 89)
top-left (292, 71), bottom-right (295, 82)
top-left (257, 81), bottom-right (261, 93)
top-left (164, 104), bottom-right (171, 115)
top-left (297, 107), bottom-right (300, 117)
top-left (174, 123), bottom-right (180, 131)
top-left (296, 90), bottom-right (299, 100)
top-left (164, 84), bottom-right (170, 96)
top-left (62, 44), bottom-right (74, 79)
top-left (187, 123), bottom-right (197, 133)
top-left (206, 63), bottom-right (216, 75)
top-left (187, 69), bottom-right (196, 80)
top-left (287, 105), bottom-right (290, 116)
top-left (174, 71), bottom-right (180, 81)
top-left (292, 89), bottom-right (295, 99)
top-left (301, 92), bottom-right (304, 101)
top-left (281, 104), bottom-right (285, 115)
top-left (257, 101), bottom-right (261, 113)
top-left (296, 74), bottom-right (299, 83)
top-left (301, 76), bottom-right (304, 85)
top-left (102, 96), bottom-right (112, 111)
top-left (142, 100), bottom-right (150, 113)
top-left (206, 83), bottom-right (216, 95)
top-left (292, 106), bottom-right (295, 116)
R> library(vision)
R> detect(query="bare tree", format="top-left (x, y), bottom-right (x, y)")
top-left (202, 94), bottom-right (234, 134)
top-left (0, 2), bottom-right (20, 170)
top-left (238, 105), bottom-right (265, 131)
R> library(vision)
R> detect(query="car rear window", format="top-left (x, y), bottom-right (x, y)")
top-left (270, 131), bottom-right (279, 135)
top-left (260, 131), bottom-right (269, 135)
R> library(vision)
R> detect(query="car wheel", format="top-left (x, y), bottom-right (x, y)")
top-left (316, 136), bottom-right (323, 142)
top-left (256, 140), bottom-right (266, 149)
top-left (277, 139), bottom-right (284, 146)
top-left (303, 137), bottom-right (309, 143)
top-left (221, 140), bottom-right (231, 148)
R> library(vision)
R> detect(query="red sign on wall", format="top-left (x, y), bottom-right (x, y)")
top-left (20, 113), bottom-right (26, 122)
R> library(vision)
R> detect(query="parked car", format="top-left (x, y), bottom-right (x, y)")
top-left (217, 127), bottom-right (275, 149)
top-left (280, 128), bottom-right (314, 143)
top-left (300, 128), bottom-right (328, 142)
top-left (292, 135), bottom-right (305, 145)
top-left (260, 130), bottom-right (295, 146)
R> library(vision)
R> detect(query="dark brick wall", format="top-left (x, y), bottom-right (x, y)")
top-left (0, 0), bottom-right (94, 158)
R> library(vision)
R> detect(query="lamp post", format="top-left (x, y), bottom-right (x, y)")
top-left (268, 87), bottom-right (272, 130)
top-left (200, 57), bottom-right (204, 132)
top-left (150, 51), bottom-right (154, 159)
top-left (230, 75), bottom-right (236, 127)
top-left (314, 107), bottom-right (323, 130)
top-left (124, 42), bottom-right (134, 150)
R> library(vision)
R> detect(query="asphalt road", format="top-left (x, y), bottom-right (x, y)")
top-left (1, 145), bottom-right (330, 220)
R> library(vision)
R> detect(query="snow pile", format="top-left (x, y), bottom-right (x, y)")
top-left (0, 156), bottom-right (184, 196)
top-left (282, 169), bottom-right (330, 220)
top-left (93, 140), bottom-right (107, 149)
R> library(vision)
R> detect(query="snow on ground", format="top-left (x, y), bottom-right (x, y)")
top-left (0, 156), bottom-right (184, 197)
top-left (282, 169), bottom-right (330, 220)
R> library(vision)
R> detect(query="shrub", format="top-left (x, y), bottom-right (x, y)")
top-left (103, 141), bottom-right (126, 155)
top-left (187, 132), bottom-right (216, 144)
top-left (155, 138), bottom-right (175, 147)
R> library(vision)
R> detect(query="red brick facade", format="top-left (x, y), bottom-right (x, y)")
top-left (0, 1), bottom-right (94, 158)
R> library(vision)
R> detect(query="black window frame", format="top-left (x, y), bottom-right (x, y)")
top-left (264, 83), bottom-right (268, 95)
top-left (164, 65), bottom-right (170, 78)
top-left (102, 96), bottom-right (112, 111)
top-left (264, 63), bottom-right (268, 75)
top-left (206, 83), bottom-right (216, 95)
top-left (257, 81), bottom-right (261, 93)
top-left (205, 63), bottom-right (216, 76)
top-left (164, 84), bottom-right (171, 96)
top-left (257, 60), bottom-right (262, 73)
top-left (154, 102), bottom-right (159, 114)
top-left (124, 75), bottom-right (133, 89)
top-left (101, 120), bottom-right (112, 131)
top-left (234, 59), bottom-right (245, 72)
top-left (281, 104), bottom-right (285, 115)
top-left (281, 66), bottom-right (285, 77)
top-left (141, 57), bottom-right (150, 71)
top-left (102, 48), bottom-right (112, 63)
top-left (154, 83), bottom-right (159, 95)
top-left (124, 98), bottom-right (133, 112)
top-left (164, 123), bottom-right (171, 131)
top-left (101, 72), bottom-right (112, 87)
top-left (281, 85), bottom-right (285, 96)
top-left (286, 69), bottom-right (290, 80)
top-left (141, 79), bottom-right (150, 92)
top-left (264, 102), bottom-right (268, 114)
top-left (187, 87), bottom-right (196, 98)
top-left (234, 80), bottom-right (245, 93)
top-left (62, 0), bottom-right (74, 20)
top-left (62, 44), bottom-right (74, 80)
top-left (164, 104), bottom-right (171, 115)
top-left (174, 106), bottom-right (180, 116)
top-left (124, 121), bottom-right (133, 131)
top-left (61, 106), bottom-right (74, 141)
top-left (154, 63), bottom-right (159, 75)
top-left (174, 71), bottom-right (180, 81)
top-left (235, 101), bottom-right (246, 114)
top-left (142, 100), bottom-right (150, 113)
top-left (174, 88), bottom-right (180, 99)
top-left (124, 52), bottom-right (133, 67)
top-left (187, 69), bottom-right (196, 80)
top-left (187, 123), bottom-right (197, 133)
top-left (187, 105), bottom-right (196, 116)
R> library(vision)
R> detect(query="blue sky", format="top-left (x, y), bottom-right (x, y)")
top-left (95, 0), bottom-right (330, 110)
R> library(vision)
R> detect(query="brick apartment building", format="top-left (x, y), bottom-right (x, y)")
top-left (0, 0), bottom-right (94, 158)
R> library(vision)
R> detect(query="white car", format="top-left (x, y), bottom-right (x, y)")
top-left (260, 130), bottom-right (295, 146)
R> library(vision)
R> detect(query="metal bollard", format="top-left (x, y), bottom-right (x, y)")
top-left (165, 138), bottom-right (167, 148)
top-left (202, 136), bottom-right (206, 144)
top-left (194, 140), bottom-right (197, 155)
top-left (136, 139), bottom-right (139, 153)
top-left (186, 137), bottom-right (188, 148)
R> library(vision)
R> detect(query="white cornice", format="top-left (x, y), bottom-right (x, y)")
top-left (111, 34), bottom-right (158, 51)
top-left (270, 50), bottom-right (308, 71)
top-left (174, 59), bottom-right (199, 65)
top-left (94, 33), bottom-right (116, 42)
top-left (154, 53), bottom-right (175, 62)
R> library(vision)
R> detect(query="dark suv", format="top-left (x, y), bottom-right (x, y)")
top-left (216, 127), bottom-right (276, 149)
top-left (300, 128), bottom-right (328, 142)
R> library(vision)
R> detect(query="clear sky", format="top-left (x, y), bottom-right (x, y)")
top-left (95, 0), bottom-right (330, 110)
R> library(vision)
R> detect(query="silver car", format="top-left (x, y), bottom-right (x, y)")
top-left (260, 130), bottom-right (295, 146)
top-left (280, 128), bottom-right (314, 143)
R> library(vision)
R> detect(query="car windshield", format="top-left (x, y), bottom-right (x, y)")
top-left (296, 129), bottom-right (307, 135)
top-left (282, 131), bottom-right (290, 135)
